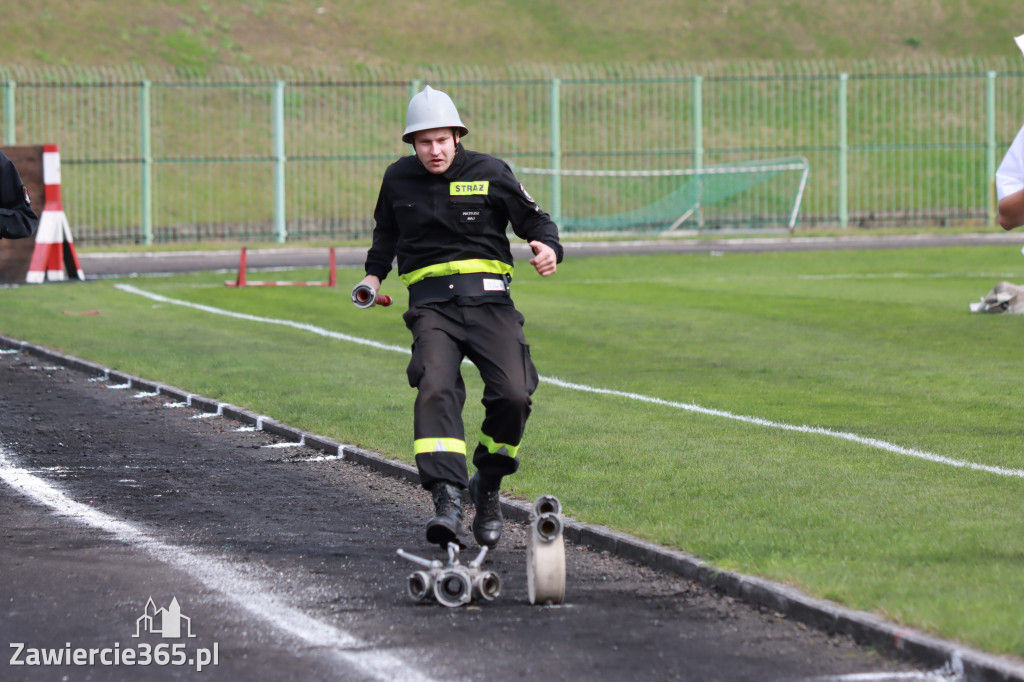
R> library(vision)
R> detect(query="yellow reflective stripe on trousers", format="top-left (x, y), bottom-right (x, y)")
top-left (479, 432), bottom-right (519, 458)
top-left (414, 437), bottom-right (467, 456)
top-left (400, 259), bottom-right (514, 287)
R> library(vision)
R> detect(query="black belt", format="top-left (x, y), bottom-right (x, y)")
top-left (407, 272), bottom-right (511, 306)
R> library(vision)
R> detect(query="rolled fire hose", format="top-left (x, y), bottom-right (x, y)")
top-left (527, 495), bottom-right (566, 605)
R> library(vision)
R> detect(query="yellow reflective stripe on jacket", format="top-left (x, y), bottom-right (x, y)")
top-left (478, 431), bottom-right (519, 459)
top-left (400, 259), bottom-right (513, 287)
top-left (414, 437), bottom-right (467, 456)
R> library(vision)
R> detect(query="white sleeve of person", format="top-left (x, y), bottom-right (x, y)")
top-left (999, 34), bottom-right (1024, 200)
top-left (996, 123), bottom-right (1024, 201)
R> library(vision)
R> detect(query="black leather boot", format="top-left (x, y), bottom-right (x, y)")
top-left (469, 471), bottom-right (503, 548)
top-left (426, 481), bottom-right (464, 547)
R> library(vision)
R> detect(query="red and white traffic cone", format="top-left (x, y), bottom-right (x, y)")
top-left (26, 144), bottom-right (84, 283)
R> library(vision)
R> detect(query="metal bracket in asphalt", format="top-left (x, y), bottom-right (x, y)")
top-left (1, 333), bottom-right (1021, 682)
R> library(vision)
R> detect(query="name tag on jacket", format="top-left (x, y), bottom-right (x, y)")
top-left (450, 181), bottom-right (489, 196)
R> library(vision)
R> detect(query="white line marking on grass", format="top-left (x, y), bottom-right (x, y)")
top-left (114, 284), bottom-right (1024, 480)
top-left (541, 377), bottom-right (1024, 479)
top-left (798, 271), bottom-right (1020, 281)
top-left (115, 284), bottom-right (408, 355)
top-left (0, 444), bottom-right (437, 682)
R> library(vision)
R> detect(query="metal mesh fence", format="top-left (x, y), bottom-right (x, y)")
top-left (1, 60), bottom-right (1022, 246)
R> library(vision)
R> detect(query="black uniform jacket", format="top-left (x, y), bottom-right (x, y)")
top-left (365, 143), bottom-right (562, 285)
top-left (0, 150), bottom-right (39, 240)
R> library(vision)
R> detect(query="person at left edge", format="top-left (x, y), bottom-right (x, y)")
top-left (1001, 35), bottom-right (1024, 229)
top-left (0, 150), bottom-right (39, 239)
top-left (354, 85), bottom-right (563, 549)
top-left (997, 122), bottom-right (1024, 230)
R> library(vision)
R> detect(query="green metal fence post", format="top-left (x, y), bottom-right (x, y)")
top-left (140, 79), bottom-right (153, 245)
top-left (838, 72), bottom-right (849, 228)
top-left (550, 77), bottom-right (562, 226)
top-left (692, 75), bottom-right (704, 170)
top-left (3, 80), bottom-right (14, 145)
top-left (986, 70), bottom-right (997, 226)
top-left (274, 79), bottom-right (287, 243)
top-left (692, 75), bottom-right (704, 230)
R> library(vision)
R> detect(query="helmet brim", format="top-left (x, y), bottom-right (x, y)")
top-left (402, 124), bottom-right (469, 145)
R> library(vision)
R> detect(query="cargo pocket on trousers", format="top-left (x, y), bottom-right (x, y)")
top-left (402, 308), bottom-right (425, 388)
top-left (521, 341), bottom-right (539, 395)
top-left (406, 340), bottom-right (425, 388)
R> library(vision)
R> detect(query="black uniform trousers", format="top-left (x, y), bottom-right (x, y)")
top-left (403, 299), bottom-right (540, 490)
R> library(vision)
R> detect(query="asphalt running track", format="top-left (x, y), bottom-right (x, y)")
top-left (4, 233), bottom-right (1024, 681)
top-left (1, 344), bottom-right (939, 682)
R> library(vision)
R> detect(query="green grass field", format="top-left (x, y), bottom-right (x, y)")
top-left (1, 0), bottom-right (1017, 70)
top-left (2, 244), bottom-right (1024, 657)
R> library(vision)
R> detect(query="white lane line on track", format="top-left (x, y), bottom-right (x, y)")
top-left (114, 283), bottom-right (1024, 480)
top-left (0, 444), bottom-right (437, 682)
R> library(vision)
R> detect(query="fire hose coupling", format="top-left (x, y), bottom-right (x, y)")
top-left (350, 283), bottom-right (393, 309)
top-left (531, 495), bottom-right (563, 542)
top-left (396, 543), bottom-right (500, 607)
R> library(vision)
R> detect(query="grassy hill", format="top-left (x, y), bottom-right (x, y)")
top-left (1, 0), bottom-right (1021, 72)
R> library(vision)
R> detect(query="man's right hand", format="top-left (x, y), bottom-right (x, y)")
top-left (351, 275), bottom-right (383, 308)
top-left (358, 275), bottom-right (381, 292)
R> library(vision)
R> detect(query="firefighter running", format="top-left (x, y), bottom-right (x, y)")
top-left (354, 85), bottom-right (562, 549)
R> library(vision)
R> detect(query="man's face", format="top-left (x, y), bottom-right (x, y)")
top-left (413, 127), bottom-right (459, 175)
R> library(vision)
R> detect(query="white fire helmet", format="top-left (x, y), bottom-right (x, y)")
top-left (402, 85), bottom-right (469, 144)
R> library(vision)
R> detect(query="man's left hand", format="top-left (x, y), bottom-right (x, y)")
top-left (528, 241), bottom-right (557, 277)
